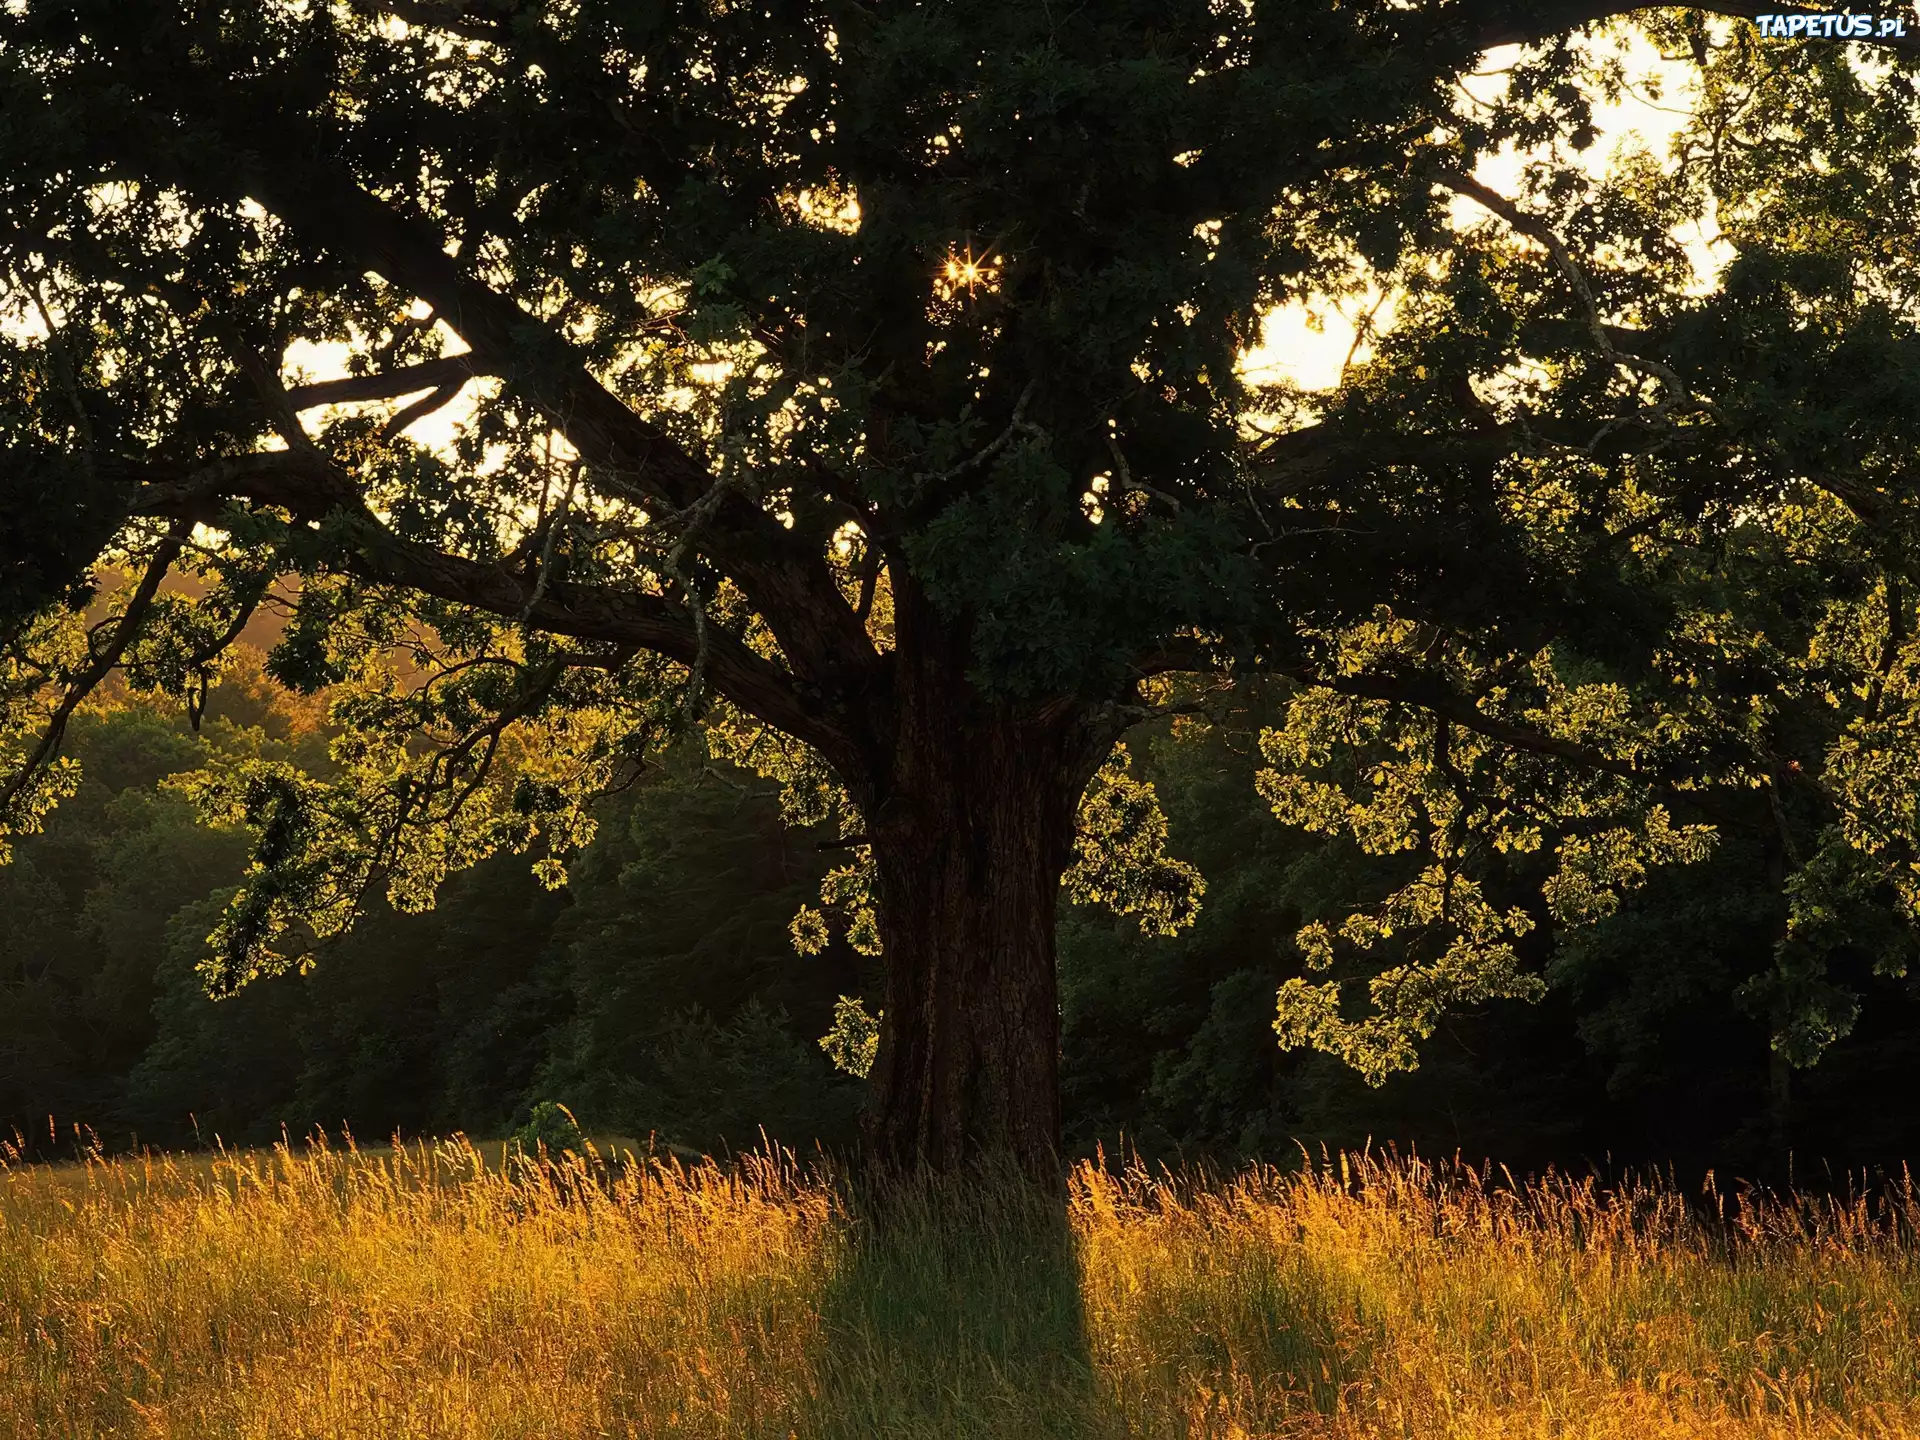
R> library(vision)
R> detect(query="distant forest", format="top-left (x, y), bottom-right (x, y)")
top-left (4, 649), bottom-right (1916, 1184)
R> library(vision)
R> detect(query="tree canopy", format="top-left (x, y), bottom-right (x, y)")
top-left (7, 0), bottom-right (1920, 1167)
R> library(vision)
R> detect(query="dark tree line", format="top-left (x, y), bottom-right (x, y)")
top-left (9, 667), bottom-right (1920, 1183)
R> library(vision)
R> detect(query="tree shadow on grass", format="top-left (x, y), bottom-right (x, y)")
top-left (800, 1158), bottom-right (1129, 1440)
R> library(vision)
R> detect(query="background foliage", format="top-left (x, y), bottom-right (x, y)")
top-left (10, 651), bottom-right (1920, 1180)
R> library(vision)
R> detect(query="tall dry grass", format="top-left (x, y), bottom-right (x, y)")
top-left (1, 1130), bottom-right (1917, 1438)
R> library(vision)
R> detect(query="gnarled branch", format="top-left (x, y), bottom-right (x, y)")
top-left (126, 453), bottom-right (866, 772)
top-left (1, 523), bottom-right (189, 819)
top-left (287, 356), bottom-right (486, 411)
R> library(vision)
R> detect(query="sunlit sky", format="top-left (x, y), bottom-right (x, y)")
top-left (1239, 34), bottom-right (1705, 392)
top-left (12, 30), bottom-right (1703, 457)
top-left (362, 34), bottom-right (1702, 453)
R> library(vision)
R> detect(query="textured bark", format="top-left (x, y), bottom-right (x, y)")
top-left (859, 586), bottom-right (1111, 1174)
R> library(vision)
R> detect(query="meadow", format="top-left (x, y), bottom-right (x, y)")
top-left (1, 1132), bottom-right (1917, 1439)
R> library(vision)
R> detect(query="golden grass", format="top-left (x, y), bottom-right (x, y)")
top-left (1, 1133), bottom-right (1917, 1438)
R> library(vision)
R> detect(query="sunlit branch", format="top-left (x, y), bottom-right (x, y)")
top-left (1434, 170), bottom-right (1724, 432)
top-left (0, 523), bottom-right (189, 819)
top-left (126, 451), bottom-right (865, 771)
top-left (411, 654), bottom-right (575, 828)
top-left (1292, 667), bottom-right (1759, 827)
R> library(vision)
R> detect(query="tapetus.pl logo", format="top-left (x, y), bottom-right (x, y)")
top-left (1752, 11), bottom-right (1910, 37)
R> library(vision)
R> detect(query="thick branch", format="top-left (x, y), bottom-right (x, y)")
top-left (287, 356), bottom-right (486, 411)
top-left (128, 455), bottom-right (865, 771)
top-left (1130, 635), bottom-right (1226, 679)
top-left (228, 161), bottom-right (713, 512)
top-left (1, 524), bottom-right (189, 818)
top-left (1810, 470), bottom-right (1903, 528)
top-left (382, 380), bottom-right (470, 440)
top-left (1250, 416), bottom-right (1650, 494)
top-left (1131, 637), bottom-right (1635, 776)
top-left (97, 91), bottom-right (881, 704)
top-left (1436, 171), bottom-right (1719, 425)
top-left (1132, 635), bottom-right (1741, 816)
top-left (1255, 421), bottom-right (1534, 481)
top-left (223, 141), bottom-right (879, 690)
top-left (1298, 668), bottom-right (1641, 780)
top-left (1297, 666), bottom-right (1755, 825)
top-left (124, 449), bottom-right (364, 518)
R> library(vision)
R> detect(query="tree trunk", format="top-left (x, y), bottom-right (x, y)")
top-left (858, 590), bottom-right (1110, 1175)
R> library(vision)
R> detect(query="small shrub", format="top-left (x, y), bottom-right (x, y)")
top-left (508, 1100), bottom-right (584, 1160)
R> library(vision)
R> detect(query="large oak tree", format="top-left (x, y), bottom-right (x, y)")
top-left (7, 0), bottom-right (1920, 1171)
